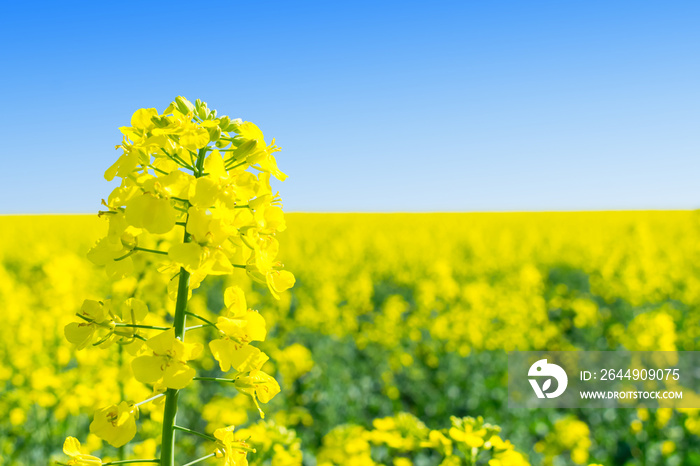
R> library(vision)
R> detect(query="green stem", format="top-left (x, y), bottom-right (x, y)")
top-left (173, 425), bottom-right (217, 442)
top-left (160, 148), bottom-right (208, 466)
top-left (102, 459), bottom-right (160, 466)
top-left (135, 393), bottom-right (165, 407)
top-left (103, 460), bottom-right (161, 465)
top-left (148, 164), bottom-right (169, 175)
top-left (114, 250), bottom-right (136, 262)
top-left (92, 331), bottom-right (115, 346)
top-left (182, 453), bottom-right (217, 466)
top-left (118, 346), bottom-right (125, 461)
top-left (195, 148), bottom-right (206, 174)
top-left (184, 311), bottom-right (218, 329)
top-left (134, 246), bottom-right (169, 256)
top-left (193, 376), bottom-right (235, 383)
top-left (184, 324), bottom-right (207, 331)
top-left (114, 323), bottom-right (170, 330)
top-left (160, 265), bottom-right (189, 466)
top-left (161, 147), bottom-right (195, 171)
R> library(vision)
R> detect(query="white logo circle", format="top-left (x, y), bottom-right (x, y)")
top-left (528, 359), bottom-right (568, 398)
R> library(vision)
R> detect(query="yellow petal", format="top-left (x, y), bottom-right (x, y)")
top-left (264, 206), bottom-right (286, 232)
top-left (125, 193), bottom-right (176, 234)
top-left (132, 355), bottom-right (164, 384)
top-left (216, 317), bottom-right (247, 340)
top-left (105, 153), bottom-right (139, 181)
top-left (252, 371), bottom-right (281, 403)
top-left (223, 287), bottom-right (247, 318)
top-left (209, 340), bottom-right (267, 373)
top-left (158, 169), bottom-right (194, 198)
top-left (233, 121), bottom-right (265, 141)
top-left (186, 206), bottom-right (211, 240)
top-left (245, 311), bottom-right (267, 342)
top-left (124, 298), bottom-right (148, 322)
top-left (131, 108), bottom-right (158, 130)
top-left (63, 436), bottom-right (82, 457)
top-left (271, 270), bottom-right (295, 292)
top-left (184, 342), bottom-right (203, 360)
top-left (168, 242), bottom-right (203, 271)
top-left (190, 177), bottom-right (218, 208)
top-left (163, 363), bottom-right (196, 389)
top-left (267, 270), bottom-right (295, 299)
top-left (104, 157), bottom-right (120, 181)
top-left (123, 337), bottom-right (145, 356)
top-left (203, 249), bottom-right (233, 275)
top-left (80, 299), bottom-right (107, 321)
top-left (251, 153), bottom-right (287, 182)
top-left (180, 126), bottom-right (210, 150)
top-left (214, 425), bottom-right (236, 443)
top-left (147, 329), bottom-right (176, 353)
top-left (204, 150), bottom-right (227, 180)
top-left (209, 339), bottom-right (234, 372)
top-left (465, 435), bottom-right (484, 448)
top-left (144, 198), bottom-right (177, 234)
top-left (107, 211), bottom-right (129, 242)
top-left (87, 237), bottom-right (125, 266)
top-left (236, 370), bottom-right (281, 404)
top-left (64, 323), bottom-right (96, 350)
top-left (89, 404), bottom-right (137, 448)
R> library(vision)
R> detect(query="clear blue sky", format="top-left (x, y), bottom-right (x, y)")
top-left (1, 1), bottom-right (698, 213)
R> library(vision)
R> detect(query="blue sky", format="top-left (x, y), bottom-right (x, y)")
top-left (1, 1), bottom-right (698, 213)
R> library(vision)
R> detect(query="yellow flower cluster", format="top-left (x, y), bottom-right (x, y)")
top-left (316, 425), bottom-right (375, 466)
top-left (209, 286), bottom-right (281, 417)
top-left (535, 416), bottom-right (592, 465)
top-left (317, 414), bottom-right (531, 466)
top-left (233, 420), bottom-right (303, 466)
top-left (59, 97), bottom-right (293, 465)
top-left (91, 96), bottom-right (293, 296)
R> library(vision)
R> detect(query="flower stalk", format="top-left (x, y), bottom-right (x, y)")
top-left (160, 233), bottom-right (193, 465)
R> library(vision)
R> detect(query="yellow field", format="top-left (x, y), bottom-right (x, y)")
top-left (1, 212), bottom-right (699, 465)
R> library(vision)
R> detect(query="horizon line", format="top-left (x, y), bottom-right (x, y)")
top-left (1, 208), bottom-right (698, 217)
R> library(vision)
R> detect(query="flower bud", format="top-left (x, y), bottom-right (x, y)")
top-left (232, 138), bottom-right (257, 160)
top-left (151, 115), bottom-right (169, 128)
top-left (175, 96), bottom-right (195, 114)
top-left (197, 104), bottom-right (210, 120)
top-left (228, 118), bottom-right (243, 133)
top-left (207, 126), bottom-right (222, 142)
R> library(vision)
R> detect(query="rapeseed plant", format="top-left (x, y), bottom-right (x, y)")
top-left (60, 97), bottom-right (293, 466)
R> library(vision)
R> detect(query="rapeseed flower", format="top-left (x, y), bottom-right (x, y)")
top-left (89, 401), bottom-right (137, 447)
top-left (61, 437), bottom-right (102, 465)
top-left (132, 329), bottom-right (202, 389)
